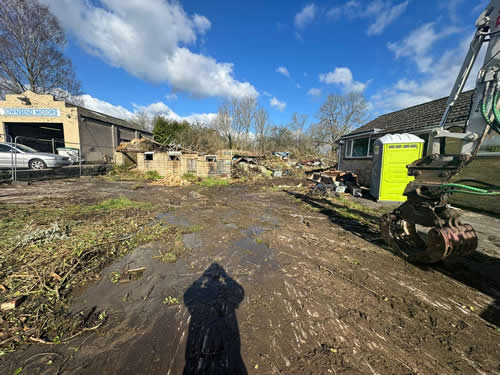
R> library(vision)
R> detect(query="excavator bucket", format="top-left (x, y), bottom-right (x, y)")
top-left (380, 213), bottom-right (478, 263)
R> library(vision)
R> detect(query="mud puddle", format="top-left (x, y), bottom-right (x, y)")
top-left (183, 233), bottom-right (202, 250)
top-left (156, 212), bottom-right (192, 227)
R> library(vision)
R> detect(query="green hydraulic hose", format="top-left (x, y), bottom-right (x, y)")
top-left (490, 91), bottom-right (500, 134)
top-left (440, 183), bottom-right (500, 196)
top-left (482, 94), bottom-right (493, 125)
top-left (442, 190), bottom-right (500, 196)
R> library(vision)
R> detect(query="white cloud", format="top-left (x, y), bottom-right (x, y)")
top-left (263, 91), bottom-right (273, 97)
top-left (78, 93), bottom-right (216, 126)
top-left (192, 14), bottom-right (211, 34)
top-left (308, 88), bottom-right (321, 96)
top-left (78, 94), bottom-right (133, 120)
top-left (165, 93), bottom-right (178, 101)
top-left (473, 0), bottom-right (489, 14)
top-left (270, 97), bottom-right (286, 111)
top-left (319, 67), bottom-right (366, 92)
top-left (439, 0), bottom-right (464, 22)
top-left (387, 23), bottom-right (461, 72)
top-left (295, 4), bottom-right (316, 29)
top-left (372, 31), bottom-right (485, 112)
top-left (42, 0), bottom-right (257, 99)
top-left (276, 66), bottom-right (290, 78)
top-left (328, 0), bottom-right (409, 35)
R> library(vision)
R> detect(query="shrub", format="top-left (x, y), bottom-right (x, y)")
top-left (182, 173), bottom-right (200, 183)
top-left (199, 177), bottom-right (230, 187)
top-left (144, 170), bottom-right (162, 180)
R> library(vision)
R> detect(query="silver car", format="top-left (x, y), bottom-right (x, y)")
top-left (0, 142), bottom-right (72, 169)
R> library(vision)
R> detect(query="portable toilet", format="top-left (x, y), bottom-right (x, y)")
top-left (370, 133), bottom-right (425, 202)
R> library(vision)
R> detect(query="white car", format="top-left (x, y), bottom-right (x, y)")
top-left (0, 142), bottom-right (72, 169)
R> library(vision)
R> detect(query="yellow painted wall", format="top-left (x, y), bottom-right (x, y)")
top-left (0, 122), bottom-right (6, 141)
top-left (0, 91), bottom-right (80, 148)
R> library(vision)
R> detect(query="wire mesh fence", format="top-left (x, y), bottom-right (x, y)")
top-left (0, 133), bottom-right (116, 182)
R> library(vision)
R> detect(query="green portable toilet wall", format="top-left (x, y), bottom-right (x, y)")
top-left (370, 134), bottom-right (424, 202)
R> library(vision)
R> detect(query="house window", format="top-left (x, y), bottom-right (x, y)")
top-left (144, 152), bottom-right (153, 161)
top-left (345, 140), bottom-right (353, 157)
top-left (479, 130), bottom-right (500, 154)
top-left (169, 155), bottom-right (180, 161)
top-left (345, 137), bottom-right (371, 158)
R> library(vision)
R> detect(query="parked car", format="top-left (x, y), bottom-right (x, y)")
top-left (0, 142), bottom-right (72, 169)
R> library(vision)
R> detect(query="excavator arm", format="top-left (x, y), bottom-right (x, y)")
top-left (380, 1), bottom-right (500, 263)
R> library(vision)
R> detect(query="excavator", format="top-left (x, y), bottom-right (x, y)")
top-left (380, 1), bottom-right (500, 263)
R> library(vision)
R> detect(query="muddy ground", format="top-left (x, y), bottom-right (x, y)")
top-left (0, 178), bottom-right (499, 375)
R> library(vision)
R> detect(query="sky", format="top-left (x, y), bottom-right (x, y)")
top-left (42, 0), bottom-right (490, 129)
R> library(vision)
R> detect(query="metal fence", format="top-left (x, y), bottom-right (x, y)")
top-left (1, 133), bottom-right (115, 182)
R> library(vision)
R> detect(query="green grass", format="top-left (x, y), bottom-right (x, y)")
top-left (0, 197), bottom-right (180, 352)
top-left (325, 195), bottom-right (383, 225)
top-left (182, 173), bottom-right (200, 183)
top-left (144, 170), bottom-right (162, 180)
top-left (199, 177), bottom-right (230, 187)
top-left (181, 224), bottom-right (204, 233)
top-left (85, 196), bottom-right (152, 211)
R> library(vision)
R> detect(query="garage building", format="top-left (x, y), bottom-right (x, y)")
top-left (0, 91), bottom-right (152, 162)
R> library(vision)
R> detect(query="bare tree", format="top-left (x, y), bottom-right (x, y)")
top-left (311, 92), bottom-right (368, 154)
top-left (289, 112), bottom-right (308, 149)
top-left (0, 0), bottom-right (81, 100)
top-left (230, 96), bottom-right (256, 147)
top-left (213, 102), bottom-right (233, 149)
top-left (130, 110), bottom-right (152, 131)
top-left (254, 107), bottom-right (269, 153)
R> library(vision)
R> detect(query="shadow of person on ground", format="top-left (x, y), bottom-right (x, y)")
top-left (183, 263), bottom-right (247, 375)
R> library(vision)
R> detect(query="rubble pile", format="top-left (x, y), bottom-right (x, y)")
top-left (232, 161), bottom-right (272, 179)
top-left (117, 138), bottom-right (194, 153)
top-left (296, 158), bottom-right (324, 168)
top-left (308, 169), bottom-right (362, 197)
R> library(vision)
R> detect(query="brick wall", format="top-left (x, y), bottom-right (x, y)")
top-left (137, 152), bottom-right (170, 176)
top-left (114, 152), bottom-right (137, 167)
top-left (137, 151), bottom-right (233, 179)
top-left (339, 158), bottom-right (373, 186)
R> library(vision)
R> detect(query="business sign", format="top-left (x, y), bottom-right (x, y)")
top-left (0, 108), bottom-right (60, 117)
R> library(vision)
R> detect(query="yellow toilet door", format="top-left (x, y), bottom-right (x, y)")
top-left (380, 143), bottom-right (421, 201)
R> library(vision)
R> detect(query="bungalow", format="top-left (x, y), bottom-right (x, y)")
top-left (338, 90), bottom-right (500, 214)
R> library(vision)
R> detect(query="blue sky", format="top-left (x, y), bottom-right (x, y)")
top-left (44, 0), bottom-right (489, 128)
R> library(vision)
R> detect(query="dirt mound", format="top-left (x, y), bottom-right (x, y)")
top-left (151, 175), bottom-right (191, 186)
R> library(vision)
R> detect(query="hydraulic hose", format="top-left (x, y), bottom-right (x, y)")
top-left (492, 90), bottom-right (500, 134)
top-left (440, 183), bottom-right (500, 196)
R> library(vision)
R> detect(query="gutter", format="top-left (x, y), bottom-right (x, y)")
top-left (338, 128), bottom-right (383, 141)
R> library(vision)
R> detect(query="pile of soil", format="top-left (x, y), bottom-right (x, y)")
top-left (151, 176), bottom-right (191, 187)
